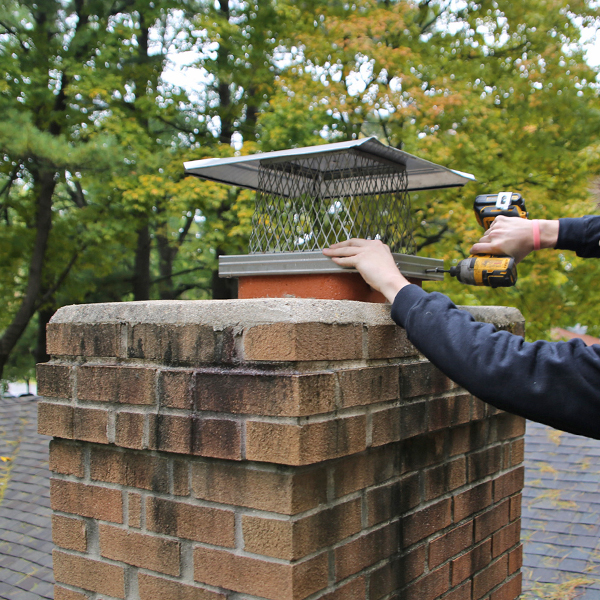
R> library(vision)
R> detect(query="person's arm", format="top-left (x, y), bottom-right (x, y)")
top-left (392, 285), bottom-right (600, 440)
top-left (555, 216), bottom-right (600, 258)
top-left (324, 229), bottom-right (600, 440)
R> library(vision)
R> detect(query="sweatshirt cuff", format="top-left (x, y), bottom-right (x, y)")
top-left (556, 217), bottom-right (585, 251)
top-left (390, 284), bottom-right (429, 328)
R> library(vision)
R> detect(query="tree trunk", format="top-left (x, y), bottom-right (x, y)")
top-left (0, 170), bottom-right (56, 380)
top-left (133, 222), bottom-right (151, 301)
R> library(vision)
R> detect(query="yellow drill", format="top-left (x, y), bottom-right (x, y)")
top-left (429, 192), bottom-right (528, 288)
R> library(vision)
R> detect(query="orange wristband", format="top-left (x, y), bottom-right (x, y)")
top-left (532, 220), bottom-right (541, 251)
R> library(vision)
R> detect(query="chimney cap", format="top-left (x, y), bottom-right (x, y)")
top-left (184, 136), bottom-right (475, 192)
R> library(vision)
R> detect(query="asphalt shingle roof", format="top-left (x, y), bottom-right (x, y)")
top-left (2, 398), bottom-right (600, 599)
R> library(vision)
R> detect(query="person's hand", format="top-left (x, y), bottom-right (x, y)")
top-left (470, 217), bottom-right (559, 263)
top-left (323, 239), bottom-right (410, 303)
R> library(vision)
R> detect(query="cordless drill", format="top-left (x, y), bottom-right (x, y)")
top-left (429, 192), bottom-right (528, 288)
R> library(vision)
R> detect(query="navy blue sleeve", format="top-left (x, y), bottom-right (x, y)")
top-left (557, 216), bottom-right (600, 257)
top-left (391, 285), bottom-right (600, 440)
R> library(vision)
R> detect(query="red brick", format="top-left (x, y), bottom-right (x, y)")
top-left (128, 323), bottom-right (216, 362)
top-left (454, 481), bottom-right (493, 522)
top-left (400, 430), bottom-right (446, 473)
top-left (366, 324), bottom-right (417, 359)
top-left (450, 421), bottom-right (489, 456)
top-left (468, 445), bottom-right (503, 482)
top-left (443, 580), bottom-right (472, 600)
top-left (371, 402), bottom-right (428, 446)
top-left (146, 496), bottom-right (235, 547)
top-left (243, 498), bottom-right (361, 561)
top-left (49, 441), bottom-right (84, 477)
top-left (496, 413), bottom-right (526, 440)
top-left (243, 322), bottom-right (363, 362)
top-left (115, 411), bottom-right (145, 449)
top-left (90, 446), bottom-right (169, 492)
top-left (494, 467), bottom-right (524, 502)
top-left (192, 418), bottom-right (242, 460)
top-left (472, 398), bottom-right (486, 421)
top-left (149, 413), bottom-right (192, 454)
top-left (510, 493), bottom-right (522, 522)
top-left (194, 546), bottom-right (328, 600)
top-left (319, 577), bottom-right (365, 600)
top-left (510, 438), bottom-right (525, 466)
top-left (38, 402), bottom-right (74, 439)
top-left (400, 362), bottom-right (456, 398)
top-left (428, 521), bottom-right (473, 568)
top-left (369, 546), bottom-right (426, 597)
top-left (490, 573), bottom-right (522, 600)
top-left (472, 554), bottom-right (508, 599)
top-left (128, 493), bottom-right (142, 528)
top-left (195, 370), bottom-right (336, 417)
top-left (334, 446), bottom-right (397, 498)
top-left (100, 524), bottom-right (180, 576)
top-left (402, 563), bottom-right (450, 600)
top-left (47, 323), bottom-right (120, 357)
top-left (402, 499), bottom-right (452, 547)
top-left (424, 458), bottom-right (466, 501)
top-left (335, 522), bottom-right (399, 581)
top-left (428, 394), bottom-right (471, 431)
top-left (474, 499), bottom-right (510, 542)
top-left (451, 539), bottom-right (492, 586)
top-left (338, 366), bottom-right (399, 408)
top-left (173, 459), bottom-right (190, 496)
top-left (72, 407), bottom-right (109, 444)
top-left (52, 515), bottom-right (87, 552)
top-left (53, 586), bottom-right (90, 600)
top-left (53, 550), bottom-right (125, 598)
top-left (192, 461), bottom-right (327, 515)
top-left (138, 573), bottom-right (225, 600)
top-left (158, 369), bottom-right (193, 409)
top-left (508, 544), bottom-right (523, 574)
top-left (493, 519), bottom-right (520, 558)
top-left (77, 365), bottom-right (155, 405)
top-left (246, 415), bottom-right (366, 465)
top-left (37, 364), bottom-right (72, 398)
top-left (50, 479), bottom-right (123, 523)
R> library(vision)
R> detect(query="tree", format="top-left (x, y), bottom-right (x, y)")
top-left (257, 0), bottom-right (600, 339)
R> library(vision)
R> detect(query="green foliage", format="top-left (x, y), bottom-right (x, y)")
top-left (1, 0), bottom-right (599, 378)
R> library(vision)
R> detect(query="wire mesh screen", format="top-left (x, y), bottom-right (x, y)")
top-left (248, 151), bottom-right (417, 255)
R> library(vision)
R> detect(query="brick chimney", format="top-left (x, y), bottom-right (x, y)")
top-left (38, 299), bottom-right (524, 600)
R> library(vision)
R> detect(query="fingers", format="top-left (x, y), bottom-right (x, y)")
top-left (326, 238), bottom-right (386, 250)
top-left (469, 242), bottom-right (494, 255)
top-left (323, 246), bottom-right (366, 257)
top-left (328, 255), bottom-right (358, 267)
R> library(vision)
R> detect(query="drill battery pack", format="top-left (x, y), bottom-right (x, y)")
top-left (474, 192), bottom-right (528, 231)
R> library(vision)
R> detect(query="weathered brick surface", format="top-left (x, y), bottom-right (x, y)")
top-left (195, 370), bottom-right (337, 417)
top-left (242, 322), bottom-right (363, 361)
top-left (42, 300), bottom-right (525, 600)
top-left (194, 547), bottom-right (328, 600)
top-left (77, 365), bottom-right (155, 405)
top-left (90, 446), bottom-right (169, 493)
top-left (128, 323), bottom-right (216, 362)
top-left (47, 322), bottom-right (120, 357)
top-left (52, 515), bottom-right (87, 552)
top-left (49, 440), bottom-right (84, 477)
top-left (138, 573), bottom-right (226, 600)
top-left (53, 585), bottom-right (90, 600)
top-left (37, 364), bottom-right (72, 398)
top-left (146, 496), bottom-right (235, 547)
top-left (53, 550), bottom-right (125, 598)
top-left (246, 415), bottom-right (367, 465)
top-left (38, 402), bottom-right (74, 439)
top-left (50, 479), bottom-right (123, 523)
top-left (192, 461), bottom-right (327, 514)
top-left (99, 524), bottom-right (181, 576)
top-left (243, 498), bottom-right (362, 561)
